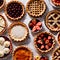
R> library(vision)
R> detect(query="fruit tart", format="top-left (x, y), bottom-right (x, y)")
top-left (8, 22), bottom-right (29, 42)
top-left (26, 0), bottom-right (46, 17)
top-left (5, 1), bottom-right (25, 21)
top-left (45, 10), bottom-right (60, 32)
top-left (0, 36), bottom-right (12, 59)
top-left (13, 46), bottom-right (33, 60)
top-left (34, 32), bottom-right (55, 53)
top-left (29, 19), bottom-right (42, 33)
top-left (52, 47), bottom-right (60, 60)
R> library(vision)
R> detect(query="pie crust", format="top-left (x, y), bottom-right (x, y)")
top-left (26, 0), bottom-right (46, 17)
top-left (45, 10), bottom-right (60, 32)
top-left (13, 46), bottom-right (33, 60)
top-left (8, 22), bottom-right (29, 42)
top-left (5, 1), bottom-right (25, 21)
top-left (34, 32), bottom-right (55, 53)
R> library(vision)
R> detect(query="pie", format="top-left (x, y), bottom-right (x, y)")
top-left (26, 0), bottom-right (46, 17)
top-left (8, 22), bottom-right (29, 42)
top-left (45, 10), bottom-right (60, 32)
top-left (0, 15), bottom-right (6, 35)
top-left (29, 19), bottom-right (42, 33)
top-left (5, 1), bottom-right (25, 21)
top-left (13, 46), bottom-right (33, 60)
top-left (52, 47), bottom-right (60, 60)
top-left (34, 32), bottom-right (55, 53)
top-left (0, 36), bottom-right (12, 59)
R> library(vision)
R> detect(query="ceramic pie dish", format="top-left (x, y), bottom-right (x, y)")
top-left (52, 47), bottom-right (60, 60)
top-left (0, 15), bottom-right (7, 35)
top-left (34, 32), bottom-right (55, 53)
top-left (8, 22), bottom-right (29, 42)
top-left (5, 0), bottom-right (25, 21)
top-left (26, 0), bottom-right (46, 17)
top-left (45, 10), bottom-right (60, 32)
top-left (0, 36), bottom-right (12, 59)
top-left (13, 46), bottom-right (33, 60)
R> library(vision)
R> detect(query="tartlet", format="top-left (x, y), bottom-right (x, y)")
top-left (52, 47), bottom-right (60, 60)
top-left (5, 1), bottom-right (25, 21)
top-left (0, 15), bottom-right (7, 35)
top-left (45, 10), bottom-right (60, 32)
top-left (34, 32), bottom-right (55, 53)
top-left (13, 46), bottom-right (33, 60)
top-left (0, 36), bottom-right (12, 59)
top-left (26, 0), bottom-right (46, 17)
top-left (8, 22), bottom-right (29, 42)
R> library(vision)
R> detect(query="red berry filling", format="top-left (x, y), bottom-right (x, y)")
top-left (54, 0), bottom-right (60, 3)
top-left (36, 33), bottom-right (53, 50)
top-left (40, 56), bottom-right (48, 60)
top-left (29, 19), bottom-right (42, 32)
top-left (0, 0), bottom-right (3, 6)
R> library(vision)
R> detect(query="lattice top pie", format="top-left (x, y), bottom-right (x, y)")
top-left (26, 0), bottom-right (46, 17)
top-left (45, 10), bottom-right (60, 31)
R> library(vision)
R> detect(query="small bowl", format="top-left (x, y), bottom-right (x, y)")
top-left (29, 19), bottom-right (42, 33)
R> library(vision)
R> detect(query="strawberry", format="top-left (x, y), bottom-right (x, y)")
top-left (32, 26), bottom-right (36, 32)
top-left (32, 19), bottom-right (36, 25)
top-left (45, 39), bottom-right (49, 44)
top-left (37, 40), bottom-right (43, 44)
top-left (36, 26), bottom-right (41, 31)
top-left (36, 22), bottom-right (42, 26)
top-left (48, 36), bottom-right (52, 40)
top-left (40, 45), bottom-right (44, 49)
top-left (45, 45), bottom-right (49, 50)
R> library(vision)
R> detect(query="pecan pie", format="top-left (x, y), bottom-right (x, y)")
top-left (13, 46), bottom-right (33, 60)
top-left (45, 10), bottom-right (60, 32)
top-left (34, 32), bottom-right (55, 53)
top-left (26, 0), bottom-right (46, 17)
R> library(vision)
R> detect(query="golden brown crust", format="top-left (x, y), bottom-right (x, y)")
top-left (13, 46), bottom-right (33, 60)
top-left (8, 22), bottom-right (29, 42)
top-left (45, 10), bottom-right (60, 32)
top-left (5, 1), bottom-right (25, 21)
top-left (34, 31), bottom-right (55, 53)
top-left (26, 0), bottom-right (46, 17)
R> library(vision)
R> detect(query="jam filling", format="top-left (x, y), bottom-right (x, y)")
top-left (54, 0), bottom-right (60, 3)
top-left (7, 2), bottom-right (23, 18)
top-left (40, 56), bottom-right (48, 60)
top-left (0, 0), bottom-right (3, 6)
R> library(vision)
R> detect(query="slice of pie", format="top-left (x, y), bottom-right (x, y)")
top-left (8, 22), bottom-right (29, 42)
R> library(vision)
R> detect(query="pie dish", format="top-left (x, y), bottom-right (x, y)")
top-left (8, 22), bottom-right (29, 42)
top-left (0, 15), bottom-right (6, 35)
top-left (29, 19), bottom-right (42, 33)
top-left (13, 46), bottom-right (33, 60)
top-left (26, 0), bottom-right (46, 17)
top-left (52, 47), bottom-right (60, 60)
top-left (5, 1), bottom-right (25, 21)
top-left (34, 32), bottom-right (55, 53)
top-left (0, 36), bottom-right (12, 59)
top-left (45, 10), bottom-right (60, 32)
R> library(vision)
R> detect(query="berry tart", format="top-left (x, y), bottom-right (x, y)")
top-left (0, 15), bottom-right (7, 35)
top-left (13, 46), bottom-right (33, 60)
top-left (5, 1), bottom-right (24, 21)
top-left (34, 32), bottom-right (55, 53)
top-left (52, 47), bottom-right (60, 60)
top-left (8, 22), bottom-right (29, 42)
top-left (45, 10), bottom-right (60, 32)
top-left (29, 19), bottom-right (42, 33)
top-left (26, 0), bottom-right (46, 17)
top-left (0, 36), bottom-right (12, 59)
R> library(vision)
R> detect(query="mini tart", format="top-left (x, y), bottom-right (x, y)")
top-left (52, 47), bottom-right (60, 60)
top-left (51, 0), bottom-right (60, 6)
top-left (0, 36), bottom-right (12, 59)
top-left (5, 1), bottom-right (24, 21)
top-left (13, 46), bottom-right (33, 60)
top-left (26, 0), bottom-right (46, 17)
top-left (8, 22), bottom-right (29, 42)
top-left (0, 15), bottom-right (6, 35)
top-left (45, 10), bottom-right (60, 32)
top-left (34, 32), bottom-right (55, 53)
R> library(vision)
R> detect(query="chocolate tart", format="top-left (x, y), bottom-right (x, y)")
top-left (5, 1), bottom-right (25, 21)
top-left (0, 36), bottom-right (12, 59)
top-left (13, 46), bottom-right (33, 60)
top-left (8, 22), bottom-right (29, 42)
top-left (0, 15), bottom-right (7, 35)
top-left (45, 10), bottom-right (60, 32)
top-left (26, 0), bottom-right (46, 17)
top-left (34, 32), bottom-right (55, 53)
top-left (52, 47), bottom-right (60, 60)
